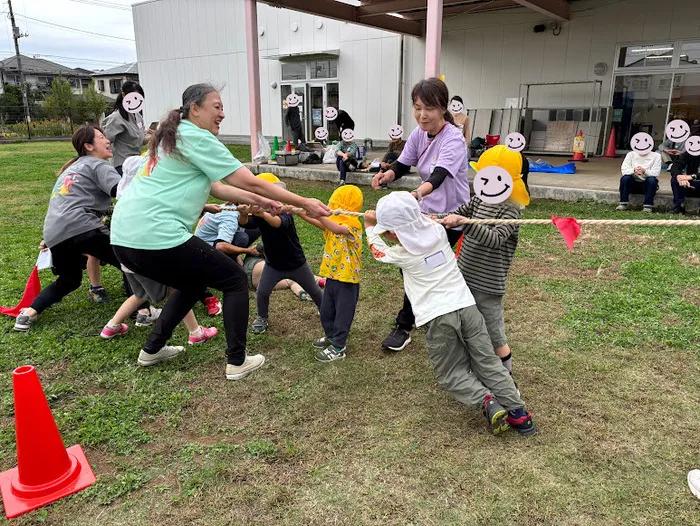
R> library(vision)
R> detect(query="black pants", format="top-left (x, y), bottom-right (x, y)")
top-left (396, 227), bottom-right (463, 331)
top-left (291, 126), bottom-right (305, 147)
top-left (114, 236), bottom-right (249, 365)
top-left (31, 229), bottom-right (121, 314)
top-left (336, 156), bottom-right (358, 182)
top-left (320, 278), bottom-right (359, 349)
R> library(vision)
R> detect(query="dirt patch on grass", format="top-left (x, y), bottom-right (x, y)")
top-left (681, 286), bottom-right (700, 307)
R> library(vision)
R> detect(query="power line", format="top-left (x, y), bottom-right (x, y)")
top-left (68, 0), bottom-right (131, 11)
top-left (0, 50), bottom-right (131, 66)
top-left (6, 12), bottom-right (135, 41)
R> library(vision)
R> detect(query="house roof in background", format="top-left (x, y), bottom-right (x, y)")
top-left (92, 62), bottom-right (138, 76)
top-left (0, 54), bottom-right (92, 77)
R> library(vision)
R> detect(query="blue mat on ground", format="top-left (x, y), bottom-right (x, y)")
top-left (528, 159), bottom-right (577, 174)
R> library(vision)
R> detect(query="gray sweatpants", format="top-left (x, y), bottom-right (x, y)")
top-left (256, 262), bottom-right (323, 319)
top-left (320, 278), bottom-right (359, 349)
top-left (425, 305), bottom-right (523, 411)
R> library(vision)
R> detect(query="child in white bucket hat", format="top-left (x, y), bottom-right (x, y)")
top-left (365, 192), bottom-right (535, 436)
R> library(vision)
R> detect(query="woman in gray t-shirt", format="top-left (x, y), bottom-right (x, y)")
top-left (13, 125), bottom-right (122, 332)
top-left (101, 81), bottom-right (148, 174)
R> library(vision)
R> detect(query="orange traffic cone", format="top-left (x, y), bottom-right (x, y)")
top-left (604, 127), bottom-right (617, 158)
top-left (0, 366), bottom-right (96, 519)
top-left (0, 266), bottom-right (41, 318)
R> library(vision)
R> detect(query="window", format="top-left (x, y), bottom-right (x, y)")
top-left (5, 74), bottom-right (19, 85)
top-left (81, 79), bottom-right (90, 89)
top-left (69, 78), bottom-right (80, 89)
top-left (36, 76), bottom-right (54, 87)
top-left (618, 43), bottom-right (675, 69)
top-left (310, 59), bottom-right (337, 79)
top-left (97, 80), bottom-right (105, 91)
top-left (109, 79), bottom-right (121, 94)
top-left (281, 62), bottom-right (306, 81)
top-left (680, 41), bottom-right (700, 67)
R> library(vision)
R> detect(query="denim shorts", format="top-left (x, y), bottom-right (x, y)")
top-left (471, 289), bottom-right (507, 347)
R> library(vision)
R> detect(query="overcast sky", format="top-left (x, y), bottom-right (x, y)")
top-left (0, 0), bottom-right (137, 71)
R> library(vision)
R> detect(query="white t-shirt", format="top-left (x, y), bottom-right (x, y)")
top-left (621, 151), bottom-right (662, 180)
top-left (366, 226), bottom-right (475, 327)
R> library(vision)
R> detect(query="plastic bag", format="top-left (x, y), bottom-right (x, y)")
top-left (323, 144), bottom-right (338, 164)
top-left (253, 133), bottom-right (271, 163)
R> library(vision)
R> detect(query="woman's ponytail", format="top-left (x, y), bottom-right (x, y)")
top-left (443, 110), bottom-right (455, 126)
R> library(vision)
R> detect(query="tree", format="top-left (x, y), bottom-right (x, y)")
top-left (0, 84), bottom-right (43, 124)
top-left (44, 75), bottom-right (73, 122)
top-left (81, 80), bottom-right (109, 124)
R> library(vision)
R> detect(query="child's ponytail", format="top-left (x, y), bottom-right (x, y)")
top-left (57, 125), bottom-right (99, 176)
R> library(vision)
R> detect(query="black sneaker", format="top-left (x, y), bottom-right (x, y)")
top-left (381, 327), bottom-right (411, 352)
top-left (506, 408), bottom-right (536, 436)
top-left (482, 394), bottom-right (509, 435)
top-left (88, 285), bottom-right (111, 303)
top-left (671, 205), bottom-right (686, 215)
top-left (313, 336), bottom-right (332, 349)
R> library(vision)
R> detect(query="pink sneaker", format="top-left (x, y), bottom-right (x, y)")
top-left (188, 326), bottom-right (219, 345)
top-left (100, 323), bottom-right (129, 339)
top-left (204, 296), bottom-right (222, 316)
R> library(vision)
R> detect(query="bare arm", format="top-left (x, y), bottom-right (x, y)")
top-left (254, 211), bottom-right (283, 228)
top-left (298, 212), bottom-right (350, 235)
top-left (224, 165), bottom-right (330, 217)
top-left (210, 182), bottom-right (276, 209)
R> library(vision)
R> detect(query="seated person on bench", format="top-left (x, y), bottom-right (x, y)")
top-left (658, 138), bottom-right (685, 169)
top-left (670, 144), bottom-right (700, 214)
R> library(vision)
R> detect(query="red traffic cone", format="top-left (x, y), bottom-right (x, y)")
top-left (0, 366), bottom-right (96, 518)
top-left (604, 127), bottom-right (617, 158)
top-left (285, 140), bottom-right (292, 152)
top-left (0, 266), bottom-right (41, 318)
top-left (569, 130), bottom-right (587, 162)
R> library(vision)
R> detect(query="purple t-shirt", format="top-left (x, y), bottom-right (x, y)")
top-left (398, 123), bottom-right (470, 214)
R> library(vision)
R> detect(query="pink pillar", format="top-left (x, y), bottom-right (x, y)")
top-left (244, 0), bottom-right (263, 157)
top-left (424, 0), bottom-right (443, 78)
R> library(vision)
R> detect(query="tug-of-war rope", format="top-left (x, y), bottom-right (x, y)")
top-left (221, 204), bottom-right (700, 252)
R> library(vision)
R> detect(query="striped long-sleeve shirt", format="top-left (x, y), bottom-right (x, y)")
top-left (454, 197), bottom-right (520, 296)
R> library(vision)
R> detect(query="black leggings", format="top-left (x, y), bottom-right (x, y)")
top-left (114, 236), bottom-right (249, 365)
top-left (31, 229), bottom-right (121, 314)
top-left (396, 227), bottom-right (463, 331)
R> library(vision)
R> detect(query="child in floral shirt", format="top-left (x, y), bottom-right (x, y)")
top-left (300, 185), bottom-right (363, 361)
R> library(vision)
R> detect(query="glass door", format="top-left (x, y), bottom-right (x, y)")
top-left (611, 74), bottom-right (673, 149)
top-left (326, 82), bottom-right (339, 141)
top-left (308, 83), bottom-right (326, 143)
top-left (280, 83), bottom-right (306, 142)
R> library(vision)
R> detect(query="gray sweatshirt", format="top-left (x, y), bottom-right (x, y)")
top-left (101, 111), bottom-right (145, 168)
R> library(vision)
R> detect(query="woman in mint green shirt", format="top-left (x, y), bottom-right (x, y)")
top-left (111, 83), bottom-right (329, 380)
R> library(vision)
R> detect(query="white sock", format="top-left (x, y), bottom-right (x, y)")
top-left (189, 326), bottom-right (203, 337)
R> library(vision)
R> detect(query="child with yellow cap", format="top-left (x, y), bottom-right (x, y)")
top-left (239, 173), bottom-right (324, 334)
top-left (299, 185), bottom-right (363, 361)
top-left (443, 145), bottom-right (529, 383)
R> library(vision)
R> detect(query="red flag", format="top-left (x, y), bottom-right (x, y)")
top-left (551, 216), bottom-right (582, 251)
top-left (1, 267), bottom-right (41, 318)
top-left (455, 233), bottom-right (464, 258)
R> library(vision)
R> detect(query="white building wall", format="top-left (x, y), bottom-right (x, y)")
top-left (133, 0), bottom-right (399, 141)
top-left (401, 0), bottom-right (700, 123)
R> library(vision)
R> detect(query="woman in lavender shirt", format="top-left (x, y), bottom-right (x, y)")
top-left (371, 77), bottom-right (470, 352)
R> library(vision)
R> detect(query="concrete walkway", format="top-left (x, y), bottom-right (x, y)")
top-left (246, 154), bottom-right (697, 213)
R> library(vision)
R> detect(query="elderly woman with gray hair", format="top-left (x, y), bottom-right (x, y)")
top-left (111, 83), bottom-right (330, 380)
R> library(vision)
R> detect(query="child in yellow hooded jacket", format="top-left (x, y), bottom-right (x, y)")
top-left (300, 184), bottom-right (363, 362)
top-left (442, 145), bottom-right (530, 377)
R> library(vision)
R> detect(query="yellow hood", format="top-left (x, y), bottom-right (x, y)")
top-left (328, 184), bottom-right (363, 230)
top-left (470, 145), bottom-right (530, 206)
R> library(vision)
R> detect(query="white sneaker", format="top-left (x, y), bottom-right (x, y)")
top-left (137, 345), bottom-right (185, 366)
top-left (225, 354), bottom-right (265, 380)
top-left (689, 469), bottom-right (700, 499)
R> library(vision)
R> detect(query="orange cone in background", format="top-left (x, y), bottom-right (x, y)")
top-left (0, 267), bottom-right (41, 318)
top-left (604, 127), bottom-right (617, 158)
top-left (569, 130), bottom-right (587, 162)
top-left (0, 366), bottom-right (96, 519)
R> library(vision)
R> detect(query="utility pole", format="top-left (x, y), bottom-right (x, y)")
top-left (7, 0), bottom-right (31, 125)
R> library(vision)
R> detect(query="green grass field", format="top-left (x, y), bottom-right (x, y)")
top-left (0, 142), bottom-right (698, 525)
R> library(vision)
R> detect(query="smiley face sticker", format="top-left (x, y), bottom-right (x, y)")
top-left (286, 93), bottom-right (301, 108)
top-left (449, 99), bottom-right (465, 114)
top-left (665, 119), bottom-right (690, 143)
top-left (122, 92), bottom-right (144, 114)
top-left (685, 135), bottom-right (700, 157)
top-left (389, 124), bottom-right (404, 140)
top-left (324, 107), bottom-right (338, 121)
top-left (630, 132), bottom-right (654, 154)
top-left (473, 166), bottom-right (513, 205)
top-left (341, 128), bottom-right (355, 142)
top-left (505, 132), bottom-right (526, 153)
top-left (315, 126), bottom-right (329, 141)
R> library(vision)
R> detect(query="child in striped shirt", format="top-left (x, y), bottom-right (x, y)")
top-left (442, 146), bottom-right (530, 377)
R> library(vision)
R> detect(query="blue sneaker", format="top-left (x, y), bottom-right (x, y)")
top-left (507, 408), bottom-right (536, 436)
top-left (315, 345), bottom-right (346, 362)
top-left (88, 285), bottom-right (111, 303)
top-left (482, 394), bottom-right (509, 435)
top-left (251, 316), bottom-right (268, 334)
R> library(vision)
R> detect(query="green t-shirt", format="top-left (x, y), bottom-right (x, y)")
top-left (111, 120), bottom-right (243, 249)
